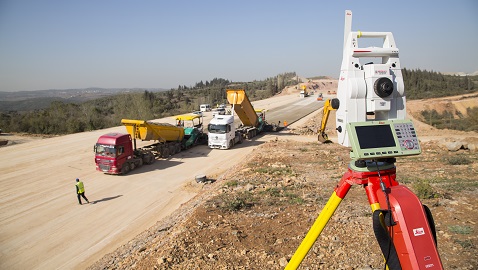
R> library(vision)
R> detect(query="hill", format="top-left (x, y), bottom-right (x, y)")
top-left (0, 87), bottom-right (167, 112)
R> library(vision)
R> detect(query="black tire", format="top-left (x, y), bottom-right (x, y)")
top-left (161, 148), bottom-right (170, 158)
top-left (121, 163), bottom-right (130, 175)
top-left (169, 145), bottom-right (176, 155)
top-left (331, 98), bottom-right (340, 109)
top-left (129, 162), bottom-right (135, 171)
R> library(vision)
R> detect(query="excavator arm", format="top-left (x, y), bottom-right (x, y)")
top-left (318, 98), bottom-right (340, 143)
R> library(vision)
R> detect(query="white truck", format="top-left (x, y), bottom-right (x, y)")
top-left (207, 114), bottom-right (244, 149)
top-left (207, 89), bottom-right (269, 149)
top-left (200, 104), bottom-right (211, 112)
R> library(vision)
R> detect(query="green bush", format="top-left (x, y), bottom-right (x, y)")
top-left (446, 156), bottom-right (472, 165)
top-left (413, 179), bottom-right (438, 199)
top-left (218, 191), bottom-right (254, 212)
top-left (421, 107), bottom-right (478, 132)
top-left (449, 225), bottom-right (473, 235)
top-left (224, 180), bottom-right (239, 188)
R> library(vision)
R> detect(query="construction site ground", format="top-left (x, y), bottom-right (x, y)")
top-left (87, 92), bottom-right (478, 270)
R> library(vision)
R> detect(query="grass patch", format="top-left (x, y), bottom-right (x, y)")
top-left (413, 179), bottom-right (439, 199)
top-left (217, 191), bottom-right (254, 212)
top-left (454, 239), bottom-right (475, 249)
top-left (435, 178), bottom-right (478, 192)
top-left (263, 187), bottom-right (282, 197)
top-left (284, 192), bottom-right (305, 204)
top-left (258, 187), bottom-right (305, 205)
top-left (445, 156), bottom-right (472, 165)
top-left (253, 166), bottom-right (294, 176)
top-left (224, 180), bottom-right (239, 188)
top-left (449, 225), bottom-right (473, 235)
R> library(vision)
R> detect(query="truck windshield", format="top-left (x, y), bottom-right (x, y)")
top-left (95, 144), bottom-right (118, 157)
top-left (208, 124), bottom-right (227, 134)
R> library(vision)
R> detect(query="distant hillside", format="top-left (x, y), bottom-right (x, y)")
top-left (0, 97), bottom-right (68, 112)
top-left (0, 72), bottom-right (298, 134)
top-left (403, 68), bottom-right (476, 99)
top-left (1, 69), bottom-right (476, 135)
top-left (0, 88), bottom-right (167, 112)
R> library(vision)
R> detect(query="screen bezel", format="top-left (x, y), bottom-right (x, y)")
top-left (346, 120), bottom-right (421, 160)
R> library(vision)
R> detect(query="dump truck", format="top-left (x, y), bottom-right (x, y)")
top-left (207, 89), bottom-right (269, 149)
top-left (300, 85), bottom-right (309, 98)
top-left (95, 115), bottom-right (206, 174)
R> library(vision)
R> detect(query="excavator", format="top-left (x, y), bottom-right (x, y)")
top-left (317, 98), bottom-right (340, 143)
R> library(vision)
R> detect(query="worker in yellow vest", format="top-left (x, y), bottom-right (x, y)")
top-left (76, 178), bottom-right (90, 205)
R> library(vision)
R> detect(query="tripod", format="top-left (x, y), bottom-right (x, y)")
top-left (285, 158), bottom-right (443, 270)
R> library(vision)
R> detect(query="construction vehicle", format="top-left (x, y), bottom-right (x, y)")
top-left (317, 98), bottom-right (340, 143)
top-left (94, 115), bottom-right (206, 174)
top-left (207, 89), bottom-right (269, 149)
top-left (299, 85), bottom-right (309, 98)
top-left (174, 114), bottom-right (208, 148)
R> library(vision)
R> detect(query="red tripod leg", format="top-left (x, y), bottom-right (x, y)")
top-left (375, 185), bottom-right (444, 269)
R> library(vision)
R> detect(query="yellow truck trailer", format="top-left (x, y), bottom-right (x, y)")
top-left (94, 117), bottom-right (206, 175)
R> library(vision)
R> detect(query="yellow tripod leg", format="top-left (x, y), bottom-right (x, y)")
top-left (285, 191), bottom-right (344, 270)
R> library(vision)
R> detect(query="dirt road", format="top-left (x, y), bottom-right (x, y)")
top-left (0, 93), bottom-right (309, 270)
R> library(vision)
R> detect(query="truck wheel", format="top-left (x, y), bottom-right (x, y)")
top-left (121, 163), bottom-right (130, 174)
top-left (175, 144), bottom-right (181, 154)
top-left (229, 139), bottom-right (234, 149)
top-left (138, 159), bottom-right (143, 167)
top-left (148, 155), bottom-right (156, 164)
top-left (129, 162), bottom-right (135, 171)
top-left (162, 148), bottom-right (170, 158)
top-left (168, 145), bottom-right (174, 155)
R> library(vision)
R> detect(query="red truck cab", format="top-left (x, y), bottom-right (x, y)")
top-left (94, 133), bottom-right (134, 174)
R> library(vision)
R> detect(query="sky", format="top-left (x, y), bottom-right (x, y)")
top-left (0, 0), bottom-right (477, 92)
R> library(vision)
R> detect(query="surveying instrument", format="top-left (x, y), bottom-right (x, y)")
top-left (286, 10), bottom-right (443, 270)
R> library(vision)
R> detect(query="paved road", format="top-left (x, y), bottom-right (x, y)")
top-left (0, 94), bottom-right (322, 270)
top-left (265, 96), bottom-right (323, 126)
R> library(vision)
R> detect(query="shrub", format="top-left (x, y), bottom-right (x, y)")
top-left (413, 179), bottom-right (438, 199)
top-left (446, 156), bottom-right (472, 165)
top-left (219, 191), bottom-right (254, 212)
top-left (449, 225), bottom-right (473, 235)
